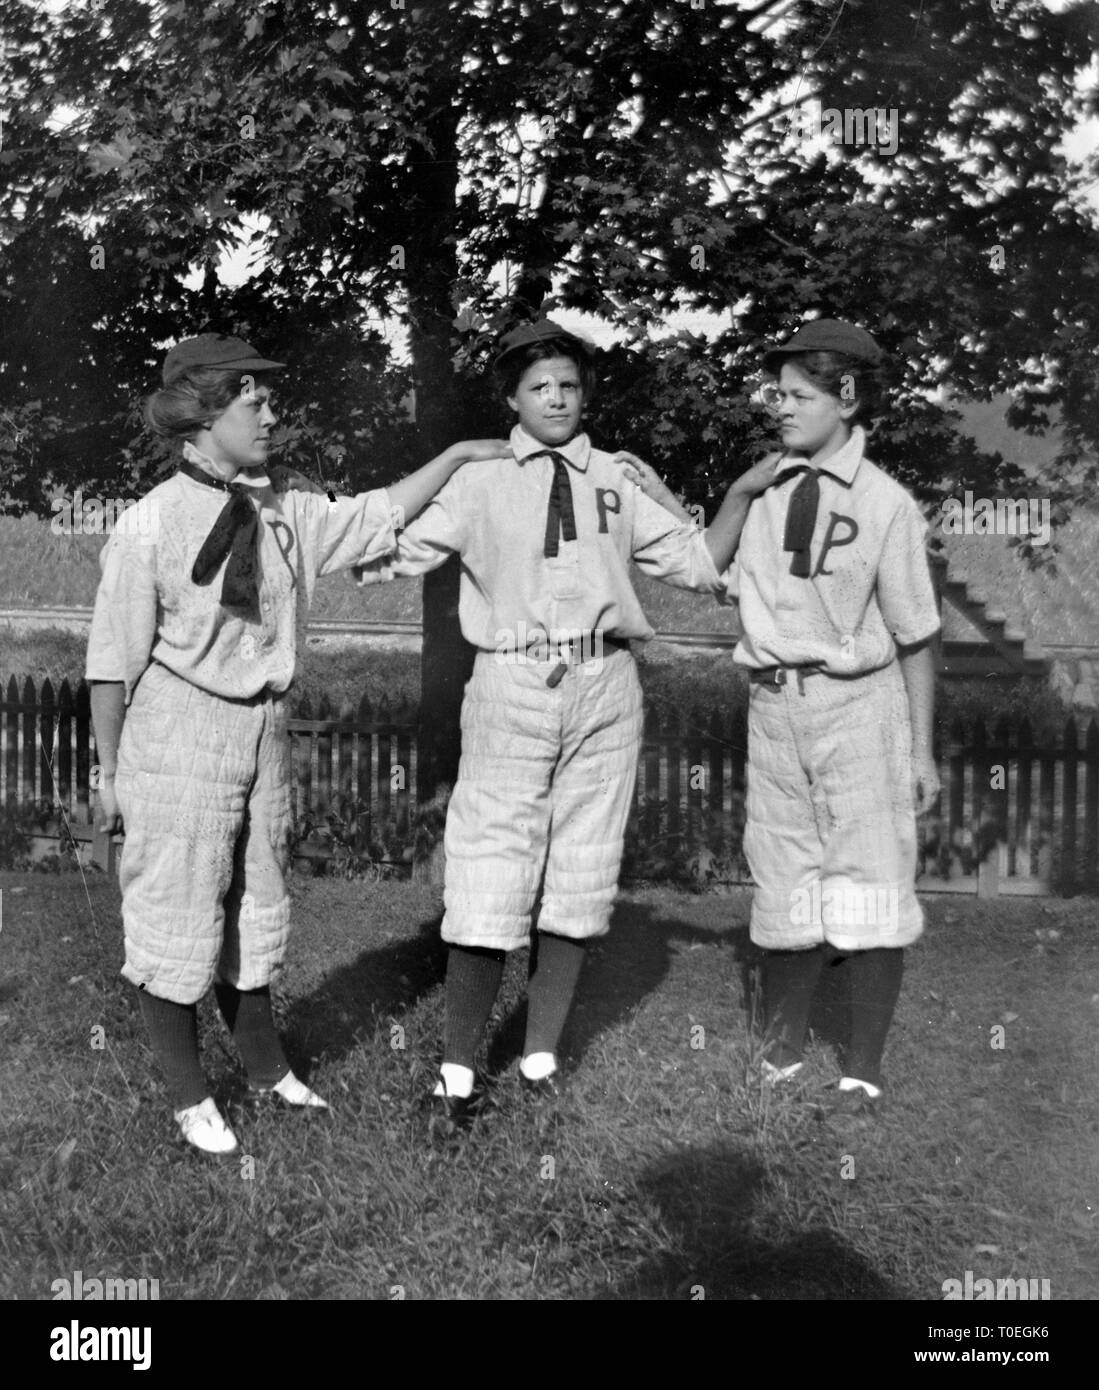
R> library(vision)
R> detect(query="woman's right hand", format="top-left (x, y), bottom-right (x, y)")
top-left (95, 778), bottom-right (124, 836)
top-left (731, 451), bottom-right (785, 499)
top-left (446, 439), bottom-right (513, 467)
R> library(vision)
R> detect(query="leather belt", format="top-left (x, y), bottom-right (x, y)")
top-left (748, 664), bottom-right (825, 690)
top-left (490, 633), bottom-right (629, 687)
top-left (533, 634), bottom-right (628, 688)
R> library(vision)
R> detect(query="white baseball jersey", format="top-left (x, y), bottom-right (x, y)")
top-left (86, 453), bottom-right (401, 704)
top-left (354, 424), bottom-right (726, 645)
top-left (725, 425), bottom-right (940, 672)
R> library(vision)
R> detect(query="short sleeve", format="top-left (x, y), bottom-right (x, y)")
top-left (292, 487), bottom-right (403, 578)
top-left (875, 501), bottom-right (941, 647)
top-left (85, 512), bottom-right (159, 705)
top-left (629, 486), bottom-right (725, 593)
top-left (354, 475), bottom-right (468, 586)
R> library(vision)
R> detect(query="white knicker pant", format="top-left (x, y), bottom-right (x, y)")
top-left (442, 646), bottom-right (643, 950)
top-left (744, 660), bottom-right (923, 951)
top-left (115, 662), bottom-right (293, 1005)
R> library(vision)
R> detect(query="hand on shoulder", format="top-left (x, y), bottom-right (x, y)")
top-left (448, 439), bottom-right (513, 466)
top-left (612, 450), bottom-right (694, 523)
top-left (612, 450), bottom-right (663, 495)
top-left (730, 450), bottom-right (785, 499)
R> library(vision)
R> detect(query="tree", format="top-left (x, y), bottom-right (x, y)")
top-left (1, 0), bottom-right (1097, 788)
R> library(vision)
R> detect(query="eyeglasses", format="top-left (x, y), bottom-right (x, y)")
top-left (755, 383), bottom-right (784, 415)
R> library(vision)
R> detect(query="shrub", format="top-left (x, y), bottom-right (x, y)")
top-left (0, 799), bottom-right (84, 872)
top-left (0, 631), bottom-right (1078, 745)
top-left (0, 804), bottom-right (32, 870)
top-left (290, 796), bottom-right (411, 881)
top-left (288, 780), bottom-right (455, 882)
top-left (935, 675), bottom-right (1072, 742)
top-left (623, 791), bottom-right (749, 889)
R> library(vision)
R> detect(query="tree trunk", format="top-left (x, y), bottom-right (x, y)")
top-left (402, 88), bottom-right (477, 858)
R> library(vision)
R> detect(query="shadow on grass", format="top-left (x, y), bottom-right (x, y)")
top-left (281, 897), bottom-right (756, 1078)
top-left (803, 947), bottom-right (892, 1070)
top-left (808, 948), bottom-right (869, 1063)
top-left (486, 899), bottom-right (754, 1078)
top-left (729, 941), bottom-right (885, 1074)
top-left (605, 1141), bottom-right (906, 1300)
top-left (280, 911), bottom-right (449, 1066)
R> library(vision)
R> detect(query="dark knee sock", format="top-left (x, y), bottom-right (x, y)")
top-left (524, 931), bottom-right (586, 1059)
top-left (137, 990), bottom-right (208, 1111)
top-left (760, 945), bottom-right (827, 1067)
top-left (443, 945), bottom-right (506, 1071)
top-left (213, 983), bottom-right (289, 1090)
top-left (845, 947), bottom-right (904, 1089)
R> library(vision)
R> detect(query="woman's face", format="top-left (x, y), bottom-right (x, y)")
top-left (507, 354), bottom-right (586, 447)
top-left (199, 378), bottom-right (278, 473)
top-left (774, 362), bottom-right (856, 463)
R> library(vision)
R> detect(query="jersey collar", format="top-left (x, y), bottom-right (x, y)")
top-left (181, 440), bottom-right (271, 491)
top-left (511, 424), bottom-right (591, 474)
top-left (775, 424), bottom-right (866, 488)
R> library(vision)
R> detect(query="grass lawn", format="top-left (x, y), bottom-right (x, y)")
top-left (1, 872), bottom-right (1096, 1301)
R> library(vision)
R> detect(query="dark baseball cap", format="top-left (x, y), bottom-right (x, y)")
top-left (494, 318), bottom-right (592, 368)
top-left (162, 333), bottom-right (286, 386)
top-left (763, 319), bottom-right (883, 374)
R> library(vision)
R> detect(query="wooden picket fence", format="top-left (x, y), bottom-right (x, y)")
top-left (0, 676), bottom-right (420, 868)
top-left (288, 690), bottom-right (418, 835)
top-left (2, 674), bottom-right (1098, 896)
top-left (926, 716), bottom-right (1099, 896)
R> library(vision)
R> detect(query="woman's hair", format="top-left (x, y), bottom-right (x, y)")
top-left (496, 339), bottom-right (596, 401)
top-left (143, 367), bottom-right (272, 439)
top-left (778, 350), bottom-right (883, 427)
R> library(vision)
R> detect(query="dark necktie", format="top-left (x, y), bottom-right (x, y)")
top-left (780, 465), bottom-right (820, 579)
top-left (522, 449), bottom-right (578, 557)
top-left (180, 460), bottom-right (260, 608)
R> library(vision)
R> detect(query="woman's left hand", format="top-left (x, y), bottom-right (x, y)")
top-left (613, 450), bottom-right (666, 497)
top-left (912, 751), bottom-right (941, 816)
top-left (95, 779), bottom-right (124, 836)
top-left (613, 451), bottom-right (693, 522)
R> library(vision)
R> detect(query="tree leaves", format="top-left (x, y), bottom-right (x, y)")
top-left (86, 132), bottom-right (136, 174)
top-left (0, 0), bottom-right (1096, 517)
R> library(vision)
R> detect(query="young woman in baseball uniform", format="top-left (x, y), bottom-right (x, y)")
top-left (87, 333), bottom-right (507, 1154)
top-left (355, 320), bottom-right (753, 1128)
top-left (629, 320), bottom-right (940, 1112)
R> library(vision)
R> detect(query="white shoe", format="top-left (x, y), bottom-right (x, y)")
top-left (761, 1059), bottom-right (804, 1086)
top-left (838, 1076), bottom-right (882, 1100)
top-left (174, 1097), bottom-right (239, 1154)
top-left (519, 1051), bottom-right (558, 1083)
top-left (271, 1071), bottom-right (329, 1110)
